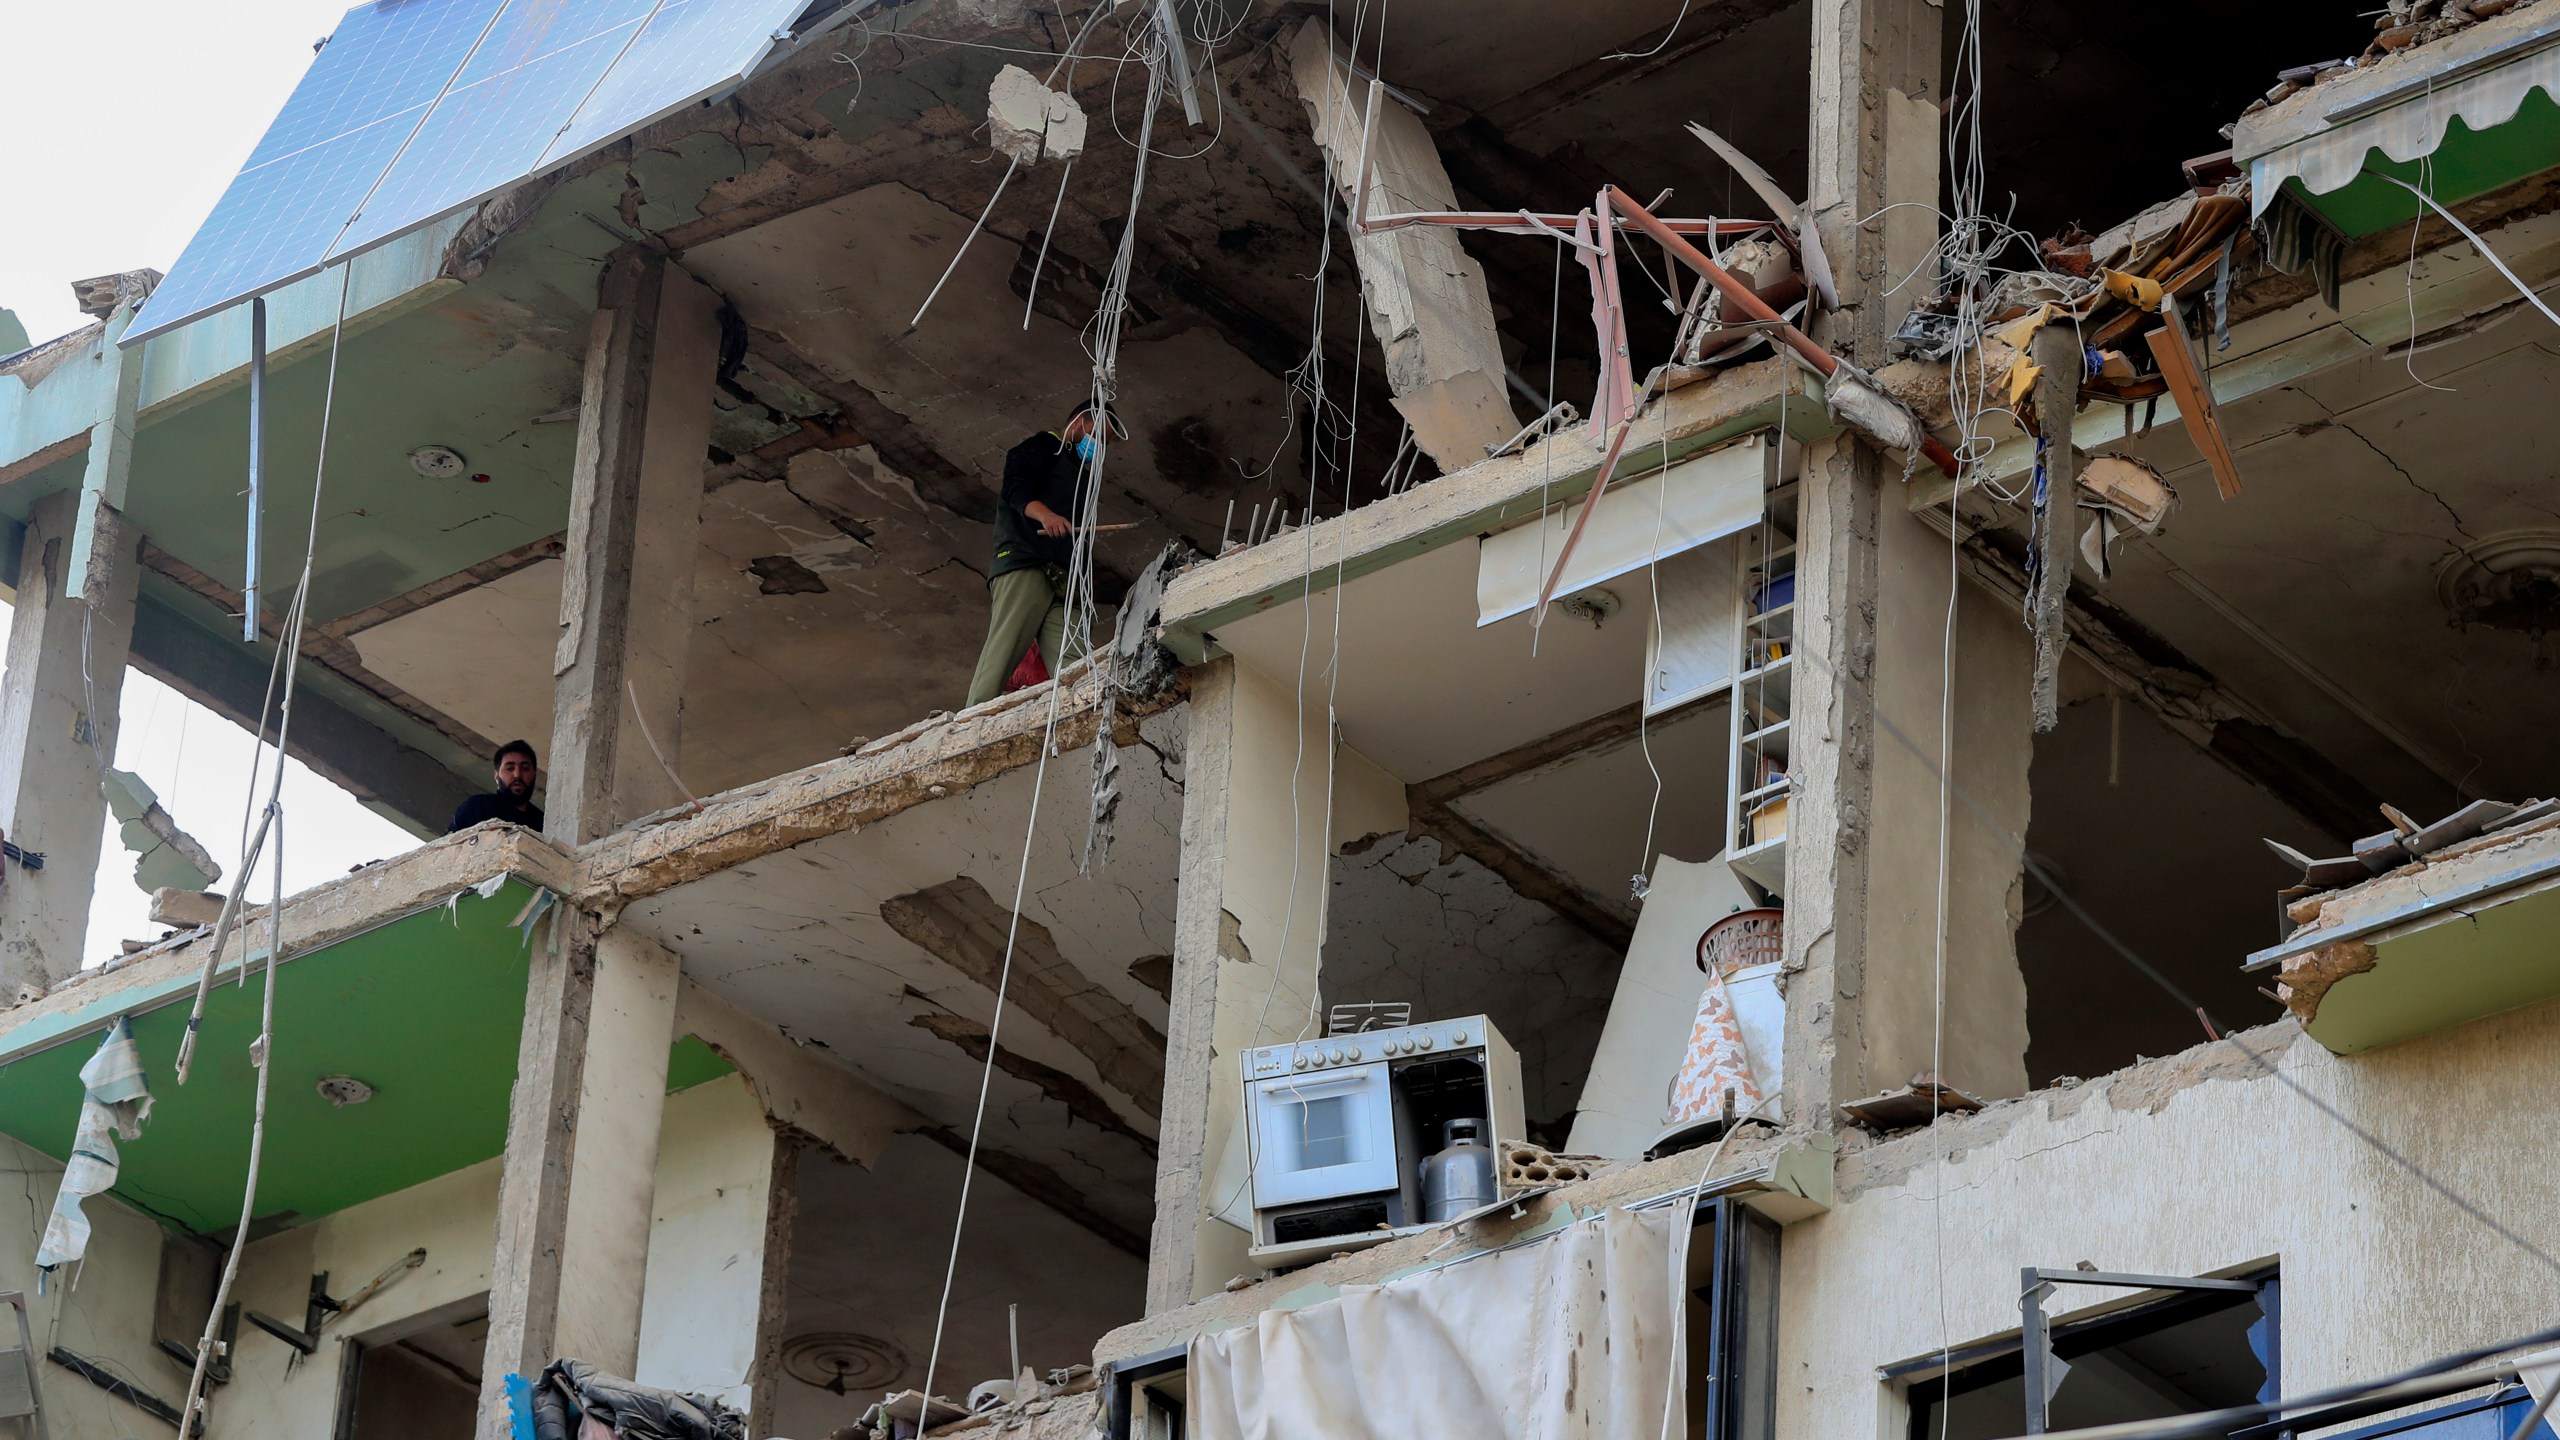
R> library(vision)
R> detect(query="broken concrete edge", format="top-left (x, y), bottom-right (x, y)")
top-left (1098, 1021), bottom-right (2325, 1366)
top-left (574, 669), bottom-right (1189, 908)
top-left (1092, 1124), bottom-right (1825, 1364)
top-left (2229, 0), bottom-right (2558, 165)
top-left (2246, 812), bottom-right (2560, 1023)
top-left (1153, 358), bottom-right (1835, 664)
top-left (0, 824), bottom-right (575, 1065)
top-left (1835, 1019), bottom-right (2313, 1200)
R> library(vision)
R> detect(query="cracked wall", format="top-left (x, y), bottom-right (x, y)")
top-left (1788, 1000), bottom-right (2560, 1440)
top-left (1321, 831), bottom-right (1622, 1137)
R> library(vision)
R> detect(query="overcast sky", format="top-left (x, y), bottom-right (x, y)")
top-left (0, 0), bottom-right (423, 964)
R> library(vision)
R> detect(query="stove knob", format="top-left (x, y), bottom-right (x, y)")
top-left (1347, 1046), bottom-right (1363, 1061)
top-left (1327, 1048), bottom-right (1345, 1064)
top-left (1451, 1029), bottom-right (1470, 1045)
top-left (1292, 1054), bottom-right (1308, 1070)
top-left (1416, 1034), bottom-right (1433, 1050)
top-left (1398, 1039), bottom-right (1415, 1054)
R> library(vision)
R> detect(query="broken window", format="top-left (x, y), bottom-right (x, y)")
top-left (332, 1299), bottom-right (487, 1440)
top-left (1897, 1268), bottom-right (2277, 1440)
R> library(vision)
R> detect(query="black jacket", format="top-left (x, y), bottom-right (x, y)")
top-left (446, 790), bottom-right (543, 835)
top-left (993, 430), bottom-right (1096, 581)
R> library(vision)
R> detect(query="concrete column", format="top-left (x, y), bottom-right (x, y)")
top-left (1784, 0), bottom-right (2032, 1122)
top-left (1145, 655), bottom-right (1407, 1309)
top-left (475, 919), bottom-right (679, 1437)
top-left (1287, 20), bottom-right (1518, 470)
top-left (547, 247), bottom-right (721, 845)
top-left (1146, 659), bottom-right (1236, 1313)
top-left (0, 489), bottom-right (138, 993)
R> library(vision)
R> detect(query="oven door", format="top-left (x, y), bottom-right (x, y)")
top-left (1248, 1062), bottom-right (1398, 1208)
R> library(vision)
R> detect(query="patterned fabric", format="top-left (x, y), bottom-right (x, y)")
top-left (1662, 966), bottom-right (1761, 1129)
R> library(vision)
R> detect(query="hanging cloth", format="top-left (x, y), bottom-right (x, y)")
top-left (35, 1017), bottom-right (154, 1280)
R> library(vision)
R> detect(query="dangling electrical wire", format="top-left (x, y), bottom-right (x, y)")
top-left (913, 4), bottom-right (1180, 1406)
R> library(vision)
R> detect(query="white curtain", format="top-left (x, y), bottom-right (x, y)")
top-left (1188, 1203), bottom-right (1690, 1440)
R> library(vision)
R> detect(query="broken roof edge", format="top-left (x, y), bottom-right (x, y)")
top-left (2232, 1), bottom-right (2560, 172)
top-left (0, 823), bottom-right (574, 1070)
top-left (2246, 808), bottom-right (2560, 976)
top-left (575, 665), bottom-right (1191, 908)
top-left (1154, 357), bottom-right (1834, 664)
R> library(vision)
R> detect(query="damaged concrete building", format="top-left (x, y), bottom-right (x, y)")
top-left (2, 0), bottom-right (2558, 1438)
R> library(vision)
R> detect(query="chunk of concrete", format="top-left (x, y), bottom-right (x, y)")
top-left (988, 65), bottom-right (1085, 165)
top-left (149, 888), bottom-right (227, 929)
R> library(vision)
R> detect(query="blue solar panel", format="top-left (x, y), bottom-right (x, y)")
top-left (540, 0), bottom-right (810, 164)
top-left (128, 0), bottom-right (818, 347)
top-left (130, 0), bottom-right (509, 345)
top-left (328, 0), bottom-right (657, 259)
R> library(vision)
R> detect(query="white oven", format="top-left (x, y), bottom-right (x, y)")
top-left (1247, 1062), bottom-right (1399, 1208)
top-left (1242, 1015), bottom-right (1524, 1268)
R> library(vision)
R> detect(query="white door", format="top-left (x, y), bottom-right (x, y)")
top-left (1249, 1063), bottom-right (1398, 1208)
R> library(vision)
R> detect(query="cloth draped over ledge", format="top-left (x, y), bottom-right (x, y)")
top-left (1186, 1203), bottom-right (1689, 1440)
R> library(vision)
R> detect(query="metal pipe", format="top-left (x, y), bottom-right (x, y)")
top-left (244, 297), bottom-right (266, 642)
top-left (1601, 185), bottom-right (1961, 478)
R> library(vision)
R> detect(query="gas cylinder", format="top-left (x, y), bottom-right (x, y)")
top-left (1419, 1117), bottom-right (1497, 1223)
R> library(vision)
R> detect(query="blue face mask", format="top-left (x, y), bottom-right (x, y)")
top-left (1075, 435), bottom-right (1098, 461)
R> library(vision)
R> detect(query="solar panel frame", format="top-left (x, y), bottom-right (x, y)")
top-left (126, 0), bottom-right (823, 348)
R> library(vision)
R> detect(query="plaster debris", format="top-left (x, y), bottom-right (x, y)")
top-left (987, 66), bottom-right (1088, 166)
top-left (102, 768), bottom-right (220, 893)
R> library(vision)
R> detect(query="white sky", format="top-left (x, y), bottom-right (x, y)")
top-left (0, 0), bottom-right (426, 964)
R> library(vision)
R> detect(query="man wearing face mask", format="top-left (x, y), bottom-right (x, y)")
top-left (965, 400), bottom-right (1125, 707)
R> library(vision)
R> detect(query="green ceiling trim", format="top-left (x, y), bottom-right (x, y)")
top-left (0, 882), bottom-right (730, 1233)
top-left (2287, 86), bottom-right (2560, 237)
top-left (2306, 880), bottom-right (2560, 1053)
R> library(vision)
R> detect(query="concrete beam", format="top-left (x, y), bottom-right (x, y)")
top-left (1401, 795), bottom-right (1634, 952)
top-left (0, 491), bottom-right (137, 992)
top-left (1943, 525), bottom-right (2382, 845)
top-left (548, 249), bottom-right (721, 844)
top-left (1158, 359), bottom-right (1831, 661)
top-left (125, 582), bottom-right (482, 837)
top-left (1287, 19), bottom-right (1518, 469)
top-left (577, 670), bottom-right (1185, 909)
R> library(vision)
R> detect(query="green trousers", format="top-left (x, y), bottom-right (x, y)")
top-left (966, 567), bottom-right (1083, 707)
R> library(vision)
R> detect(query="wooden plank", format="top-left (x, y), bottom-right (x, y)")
top-left (2144, 297), bottom-right (2245, 500)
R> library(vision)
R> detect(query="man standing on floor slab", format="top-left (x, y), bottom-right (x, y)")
top-left (965, 401), bottom-right (1123, 707)
top-left (447, 739), bottom-right (546, 835)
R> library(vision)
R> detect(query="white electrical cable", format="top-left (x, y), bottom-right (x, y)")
top-left (913, 9), bottom-right (1177, 1407)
